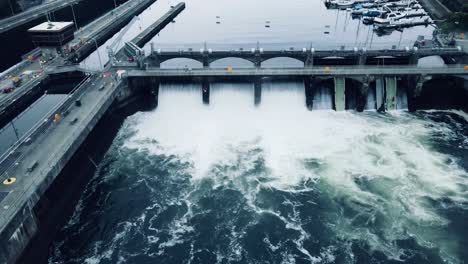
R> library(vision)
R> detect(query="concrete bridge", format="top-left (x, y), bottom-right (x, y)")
top-left (67, 0), bottom-right (157, 63)
top-left (127, 65), bottom-right (468, 78)
top-left (0, 0), bottom-right (82, 34)
top-left (142, 47), bottom-right (465, 68)
top-left (0, 0), bottom-right (467, 262)
top-left (126, 65), bottom-right (468, 111)
top-left (0, 0), bottom-right (155, 131)
top-left (113, 2), bottom-right (186, 62)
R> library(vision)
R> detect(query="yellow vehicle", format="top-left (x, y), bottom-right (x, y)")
top-left (11, 77), bottom-right (22, 87)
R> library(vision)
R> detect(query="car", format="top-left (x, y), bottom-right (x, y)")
top-left (3, 87), bottom-right (14, 93)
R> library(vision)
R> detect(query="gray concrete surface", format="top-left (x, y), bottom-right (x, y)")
top-left (0, 0), bottom-right (82, 34)
top-left (0, 72), bottom-right (121, 264)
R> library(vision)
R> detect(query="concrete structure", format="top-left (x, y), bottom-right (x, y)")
top-left (0, 1), bottom-right (189, 261)
top-left (0, 0), bottom-right (157, 129)
top-left (125, 65), bottom-right (468, 111)
top-left (385, 77), bottom-right (397, 111)
top-left (28, 21), bottom-right (75, 48)
top-left (0, 0), bottom-right (467, 262)
top-left (113, 2), bottom-right (186, 64)
top-left (334, 77), bottom-right (345, 111)
top-left (145, 47), bottom-right (465, 68)
top-left (126, 65), bottom-right (468, 78)
top-left (0, 73), bottom-right (124, 264)
top-left (0, 0), bottom-right (82, 34)
top-left (67, 0), bottom-right (157, 63)
top-left (418, 0), bottom-right (451, 20)
top-left (132, 2), bottom-right (185, 48)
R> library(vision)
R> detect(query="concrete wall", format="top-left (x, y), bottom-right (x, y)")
top-left (0, 81), bottom-right (122, 264)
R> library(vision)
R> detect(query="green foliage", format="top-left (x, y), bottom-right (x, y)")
top-left (441, 7), bottom-right (468, 32)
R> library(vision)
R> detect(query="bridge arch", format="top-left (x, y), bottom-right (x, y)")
top-left (210, 57), bottom-right (255, 68)
top-left (261, 57), bottom-right (304, 68)
top-left (160, 58), bottom-right (204, 69)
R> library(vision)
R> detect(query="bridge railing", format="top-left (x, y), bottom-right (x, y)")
top-left (0, 76), bottom-right (119, 231)
top-left (146, 40), bottom-right (434, 53)
top-left (0, 75), bottom-right (94, 179)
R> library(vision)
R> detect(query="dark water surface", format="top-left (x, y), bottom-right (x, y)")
top-left (48, 85), bottom-right (468, 264)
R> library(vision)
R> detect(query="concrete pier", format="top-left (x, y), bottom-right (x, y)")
top-left (376, 77), bottom-right (385, 111)
top-left (202, 79), bottom-right (210, 104)
top-left (385, 77), bottom-right (397, 111)
top-left (115, 2), bottom-right (186, 63)
top-left (68, 0), bottom-right (157, 62)
top-left (334, 77), bottom-right (345, 111)
top-left (304, 77), bottom-right (315, 110)
top-left (254, 79), bottom-right (261, 106)
top-left (132, 2), bottom-right (186, 48)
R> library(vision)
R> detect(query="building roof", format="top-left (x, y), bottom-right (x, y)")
top-left (28, 21), bottom-right (74, 33)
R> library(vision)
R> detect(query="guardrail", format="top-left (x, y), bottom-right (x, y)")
top-left (0, 75), bottom-right (48, 111)
top-left (0, 75), bottom-right (119, 236)
top-left (0, 75), bottom-right (93, 178)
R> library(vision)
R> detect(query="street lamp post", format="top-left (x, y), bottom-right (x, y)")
top-left (70, 4), bottom-right (78, 30)
top-left (7, 0), bottom-right (14, 15)
top-left (90, 38), bottom-right (103, 69)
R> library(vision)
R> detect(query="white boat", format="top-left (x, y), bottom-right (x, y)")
top-left (373, 11), bottom-right (406, 24)
top-left (375, 16), bottom-right (431, 30)
top-left (333, 0), bottom-right (356, 8)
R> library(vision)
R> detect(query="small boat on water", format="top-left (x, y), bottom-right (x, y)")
top-left (351, 8), bottom-right (387, 16)
top-left (372, 8), bottom-right (426, 24)
top-left (374, 16), bottom-right (431, 30)
top-left (326, 0), bottom-right (370, 8)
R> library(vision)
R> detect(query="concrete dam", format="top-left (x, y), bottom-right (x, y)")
top-left (0, 0), bottom-right (467, 263)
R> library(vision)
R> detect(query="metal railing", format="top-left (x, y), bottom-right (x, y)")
top-left (0, 75), bottom-right (93, 178)
top-left (0, 76), bottom-right (119, 233)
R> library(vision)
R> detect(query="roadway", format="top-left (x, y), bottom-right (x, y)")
top-left (0, 72), bottom-right (121, 262)
top-left (126, 65), bottom-right (468, 78)
top-left (114, 2), bottom-right (186, 62)
top-left (0, 0), bottom-right (81, 34)
top-left (0, 58), bottom-right (48, 114)
top-left (0, 0), bottom-right (155, 125)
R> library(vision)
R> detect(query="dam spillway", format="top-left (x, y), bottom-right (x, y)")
top-left (0, 0), bottom-right (467, 263)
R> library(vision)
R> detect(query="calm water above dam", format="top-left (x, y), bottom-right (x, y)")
top-left (48, 0), bottom-right (468, 264)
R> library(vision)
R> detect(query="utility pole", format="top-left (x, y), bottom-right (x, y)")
top-left (70, 4), bottom-right (78, 30)
top-left (7, 0), bottom-right (14, 15)
top-left (92, 38), bottom-right (103, 69)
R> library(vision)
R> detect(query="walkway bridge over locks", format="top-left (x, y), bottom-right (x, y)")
top-left (120, 45), bottom-right (468, 112)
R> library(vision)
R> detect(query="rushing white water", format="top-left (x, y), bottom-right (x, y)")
top-left (121, 83), bottom-right (468, 263)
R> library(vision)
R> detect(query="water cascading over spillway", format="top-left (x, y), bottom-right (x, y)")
top-left (49, 83), bottom-right (468, 264)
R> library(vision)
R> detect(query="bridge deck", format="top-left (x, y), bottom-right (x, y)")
top-left (69, 0), bottom-right (157, 62)
top-left (0, 73), bottom-right (121, 257)
top-left (126, 65), bottom-right (468, 78)
top-left (0, 59), bottom-right (46, 111)
top-left (131, 2), bottom-right (186, 47)
top-left (114, 2), bottom-right (186, 62)
top-left (0, 0), bottom-right (81, 34)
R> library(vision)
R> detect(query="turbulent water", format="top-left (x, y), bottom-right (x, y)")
top-left (48, 84), bottom-right (468, 264)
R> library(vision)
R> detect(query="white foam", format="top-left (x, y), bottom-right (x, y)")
top-left (123, 84), bottom-right (468, 262)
